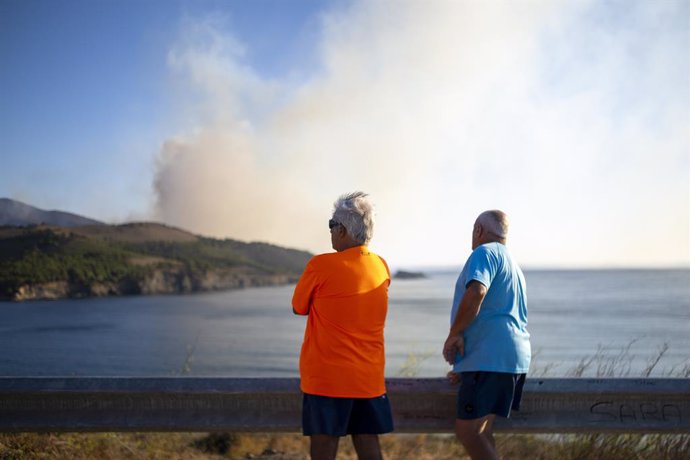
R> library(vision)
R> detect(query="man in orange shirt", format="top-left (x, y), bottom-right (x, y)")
top-left (292, 191), bottom-right (393, 460)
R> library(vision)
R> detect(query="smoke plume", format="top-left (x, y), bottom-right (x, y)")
top-left (154, 1), bottom-right (689, 267)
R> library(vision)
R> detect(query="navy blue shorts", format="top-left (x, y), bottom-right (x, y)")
top-left (302, 393), bottom-right (394, 436)
top-left (456, 371), bottom-right (526, 420)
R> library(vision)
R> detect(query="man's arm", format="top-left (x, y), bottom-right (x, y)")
top-left (292, 260), bottom-right (316, 316)
top-left (292, 288), bottom-right (312, 316)
top-left (443, 280), bottom-right (487, 364)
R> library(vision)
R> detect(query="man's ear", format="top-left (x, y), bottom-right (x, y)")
top-left (474, 223), bottom-right (483, 238)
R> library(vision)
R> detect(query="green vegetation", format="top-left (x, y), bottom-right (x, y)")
top-left (0, 224), bottom-right (311, 300)
top-left (0, 229), bottom-right (141, 298)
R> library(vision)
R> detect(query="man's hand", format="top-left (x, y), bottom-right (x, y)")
top-left (443, 333), bottom-right (464, 365)
top-left (446, 371), bottom-right (460, 385)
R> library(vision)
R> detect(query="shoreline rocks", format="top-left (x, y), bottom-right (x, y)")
top-left (9, 268), bottom-right (299, 301)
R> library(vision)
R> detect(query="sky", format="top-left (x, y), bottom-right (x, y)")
top-left (1, 0), bottom-right (688, 269)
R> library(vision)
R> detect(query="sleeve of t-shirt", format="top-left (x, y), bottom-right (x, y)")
top-left (464, 246), bottom-right (497, 289)
top-left (378, 255), bottom-right (392, 287)
top-left (291, 258), bottom-right (319, 315)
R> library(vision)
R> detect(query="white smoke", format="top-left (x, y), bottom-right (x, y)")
top-left (154, 1), bottom-right (689, 267)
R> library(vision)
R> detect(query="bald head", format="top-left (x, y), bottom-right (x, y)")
top-left (473, 210), bottom-right (509, 249)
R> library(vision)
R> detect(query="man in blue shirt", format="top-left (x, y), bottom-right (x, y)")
top-left (442, 210), bottom-right (531, 460)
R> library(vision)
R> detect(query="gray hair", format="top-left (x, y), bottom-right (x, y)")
top-left (477, 210), bottom-right (509, 239)
top-left (332, 191), bottom-right (375, 245)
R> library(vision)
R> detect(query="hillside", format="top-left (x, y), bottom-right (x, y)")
top-left (0, 198), bottom-right (104, 227)
top-left (0, 223), bottom-right (312, 301)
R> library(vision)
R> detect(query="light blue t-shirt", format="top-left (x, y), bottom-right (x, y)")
top-left (450, 242), bottom-right (531, 374)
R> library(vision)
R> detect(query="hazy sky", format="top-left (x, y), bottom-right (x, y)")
top-left (1, 0), bottom-right (688, 268)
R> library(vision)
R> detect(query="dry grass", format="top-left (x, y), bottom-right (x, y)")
top-left (0, 432), bottom-right (208, 460)
top-left (1, 432), bottom-right (689, 460)
top-left (530, 339), bottom-right (688, 378)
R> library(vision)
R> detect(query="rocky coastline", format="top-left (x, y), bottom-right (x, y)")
top-left (10, 267), bottom-right (299, 301)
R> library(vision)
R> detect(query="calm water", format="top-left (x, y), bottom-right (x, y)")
top-left (1, 269), bottom-right (688, 378)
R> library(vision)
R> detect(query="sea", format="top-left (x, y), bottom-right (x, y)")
top-left (1, 269), bottom-right (688, 378)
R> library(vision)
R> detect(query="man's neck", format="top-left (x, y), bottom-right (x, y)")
top-left (474, 237), bottom-right (506, 249)
top-left (336, 242), bottom-right (361, 252)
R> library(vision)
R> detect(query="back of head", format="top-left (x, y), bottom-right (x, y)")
top-left (332, 191), bottom-right (375, 245)
top-left (477, 210), bottom-right (509, 240)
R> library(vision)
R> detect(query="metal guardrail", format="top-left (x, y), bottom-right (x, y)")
top-left (0, 378), bottom-right (688, 433)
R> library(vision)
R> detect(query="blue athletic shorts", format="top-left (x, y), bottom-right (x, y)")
top-left (302, 393), bottom-right (394, 436)
top-left (456, 371), bottom-right (526, 420)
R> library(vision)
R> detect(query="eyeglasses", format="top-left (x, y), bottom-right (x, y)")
top-left (328, 219), bottom-right (341, 229)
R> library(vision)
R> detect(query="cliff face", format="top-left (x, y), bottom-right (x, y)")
top-left (12, 267), bottom-right (300, 301)
top-left (14, 281), bottom-right (72, 301)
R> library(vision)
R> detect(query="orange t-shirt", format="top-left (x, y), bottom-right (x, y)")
top-left (292, 245), bottom-right (390, 398)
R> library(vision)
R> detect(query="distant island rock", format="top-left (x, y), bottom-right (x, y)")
top-left (393, 270), bottom-right (427, 280)
top-left (0, 203), bottom-right (312, 301)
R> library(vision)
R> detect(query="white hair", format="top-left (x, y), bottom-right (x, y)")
top-left (477, 210), bottom-right (509, 239)
top-left (332, 191), bottom-right (375, 245)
